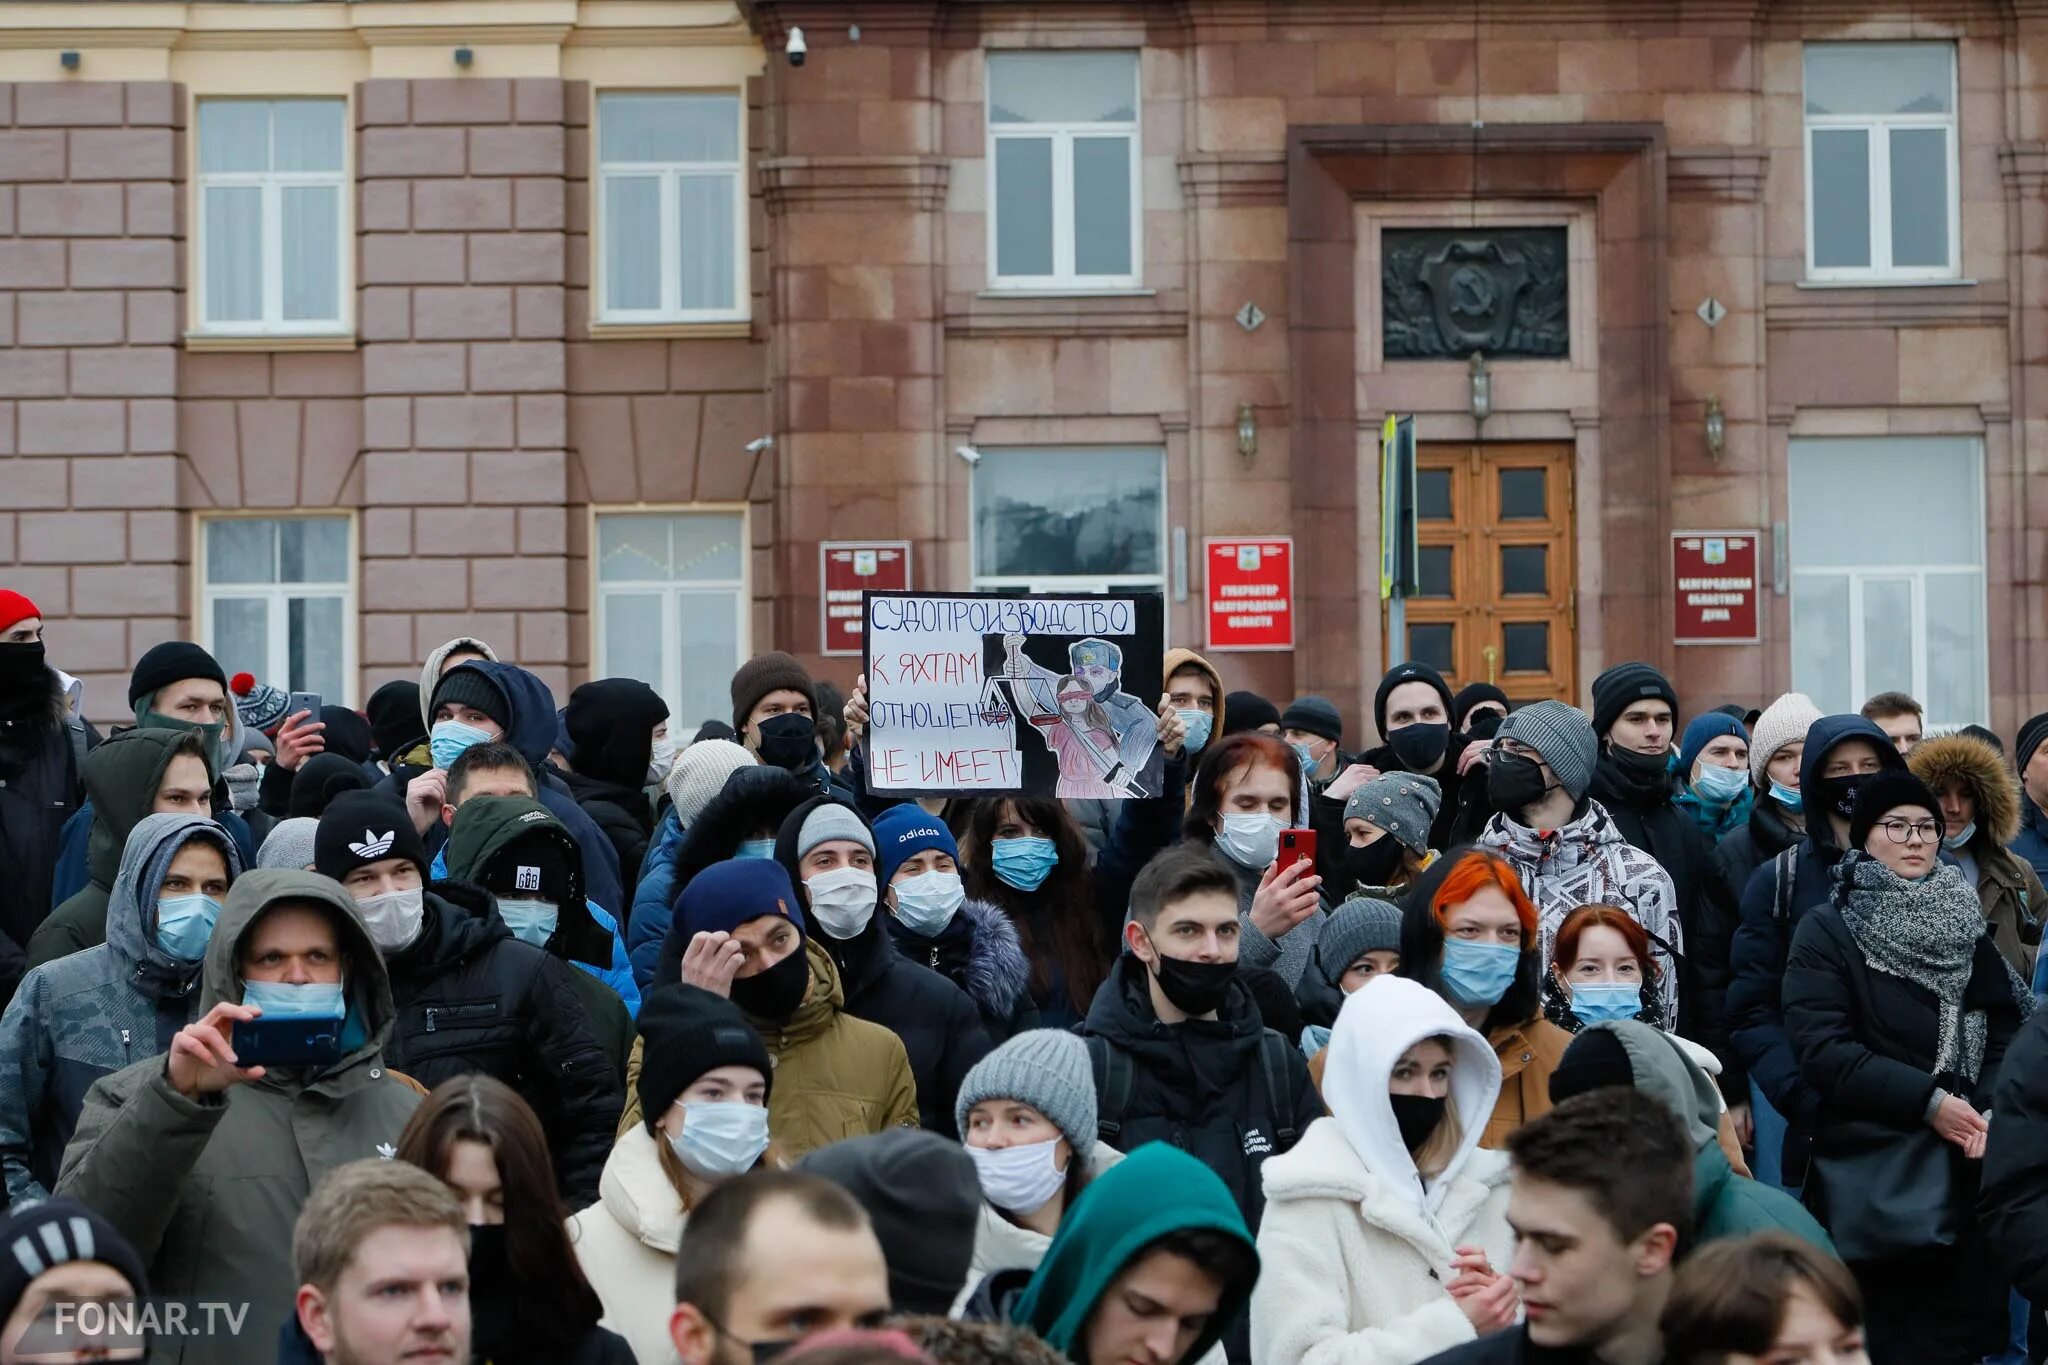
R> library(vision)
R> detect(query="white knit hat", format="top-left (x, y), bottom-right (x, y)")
top-left (1748, 692), bottom-right (1823, 784)
top-left (666, 739), bottom-right (756, 827)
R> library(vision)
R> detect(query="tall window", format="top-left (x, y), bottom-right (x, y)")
top-left (596, 93), bottom-right (746, 322)
top-left (1803, 44), bottom-right (1958, 281)
top-left (1789, 437), bottom-right (1986, 728)
top-left (972, 448), bottom-right (1164, 593)
top-left (196, 100), bottom-right (349, 334)
top-left (202, 517), bottom-right (353, 704)
top-left (986, 52), bottom-right (1140, 290)
top-left (596, 511), bottom-right (748, 728)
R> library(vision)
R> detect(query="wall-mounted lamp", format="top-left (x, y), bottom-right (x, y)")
top-left (453, 47), bottom-right (475, 68)
top-left (59, 51), bottom-right (80, 72)
top-left (1468, 352), bottom-right (1492, 428)
top-left (1236, 402), bottom-right (1258, 461)
top-left (1704, 394), bottom-right (1725, 460)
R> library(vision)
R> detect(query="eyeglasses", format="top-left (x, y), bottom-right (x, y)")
top-left (1876, 818), bottom-right (1941, 845)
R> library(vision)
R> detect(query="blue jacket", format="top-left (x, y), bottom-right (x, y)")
top-left (628, 806), bottom-right (686, 988)
top-left (1726, 714), bottom-right (1904, 1124)
top-left (440, 661), bottom-right (627, 917)
top-left (0, 814), bottom-right (241, 1204)
top-left (50, 801), bottom-right (256, 910)
top-left (428, 843), bottom-right (638, 1017)
top-left (2017, 795), bottom-right (2048, 886)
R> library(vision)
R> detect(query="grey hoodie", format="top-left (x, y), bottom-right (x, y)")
top-left (1578, 1020), bottom-right (1722, 1152)
top-left (418, 635), bottom-right (499, 732)
top-left (0, 813), bottom-right (241, 1204)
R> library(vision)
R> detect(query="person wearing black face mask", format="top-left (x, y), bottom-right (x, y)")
top-left (0, 591), bottom-right (76, 1003)
top-left (730, 653), bottom-right (855, 803)
top-left (1726, 714), bottom-right (1906, 1194)
top-left (1328, 665), bottom-right (1475, 870)
top-left (1337, 772), bottom-right (1441, 898)
top-left (615, 857), bottom-right (918, 1157)
top-left (1079, 845), bottom-right (1321, 1238)
top-left (1584, 663), bottom-right (1725, 1059)
top-left (1252, 975), bottom-right (1517, 1365)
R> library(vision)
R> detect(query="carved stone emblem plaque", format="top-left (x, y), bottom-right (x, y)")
top-left (1381, 228), bottom-right (1569, 360)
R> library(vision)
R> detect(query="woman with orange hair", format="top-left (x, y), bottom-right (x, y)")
top-left (1394, 847), bottom-right (1572, 1146)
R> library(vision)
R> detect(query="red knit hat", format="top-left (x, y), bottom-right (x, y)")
top-left (0, 592), bottom-right (39, 634)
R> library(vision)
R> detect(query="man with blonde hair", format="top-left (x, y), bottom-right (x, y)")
top-left (285, 1159), bottom-right (471, 1365)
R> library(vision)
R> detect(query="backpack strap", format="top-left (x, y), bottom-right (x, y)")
top-left (1086, 1034), bottom-right (1135, 1144)
top-left (1771, 846), bottom-right (1800, 925)
top-left (1258, 1029), bottom-right (1301, 1150)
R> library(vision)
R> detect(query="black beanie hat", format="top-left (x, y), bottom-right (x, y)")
top-left (1452, 682), bottom-right (1510, 730)
top-left (288, 753), bottom-right (374, 820)
top-left (129, 641), bottom-right (227, 713)
top-left (1221, 690), bottom-right (1281, 736)
top-left (429, 663), bottom-right (512, 732)
top-left (0, 1197), bottom-right (149, 1326)
top-left (315, 706), bottom-right (373, 766)
top-left (566, 678), bottom-right (671, 788)
top-left (315, 791), bottom-right (430, 882)
top-left (730, 651), bottom-right (816, 733)
top-left (366, 680), bottom-right (425, 758)
top-left (1590, 662), bottom-right (1679, 739)
top-left (1547, 1026), bottom-right (1636, 1105)
top-left (2018, 712), bottom-right (2048, 775)
top-left (636, 985), bottom-right (772, 1135)
top-left (1373, 662), bottom-right (1455, 741)
top-left (1848, 769), bottom-right (1944, 853)
top-left (797, 1129), bottom-right (984, 1316)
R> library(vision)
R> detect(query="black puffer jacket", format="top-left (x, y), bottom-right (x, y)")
top-left (558, 767), bottom-right (655, 911)
top-left (1982, 1005), bottom-right (2048, 1301)
top-left (1079, 954), bottom-right (1322, 1232)
top-left (885, 897), bottom-right (1041, 1042)
top-left (0, 669), bottom-right (74, 994)
top-left (381, 882), bottom-right (622, 1208)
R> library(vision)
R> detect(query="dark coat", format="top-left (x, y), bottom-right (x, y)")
top-left (380, 883), bottom-right (623, 1209)
top-left (1078, 955), bottom-right (1323, 1233)
top-left (1980, 1003), bottom-right (2048, 1302)
top-left (2015, 795), bottom-right (2048, 886)
top-left (558, 766), bottom-right (655, 911)
top-left (1411, 1325), bottom-right (1597, 1364)
top-left (1712, 793), bottom-right (1803, 909)
top-left (884, 896), bottom-right (1041, 1042)
top-left (0, 672), bottom-right (73, 996)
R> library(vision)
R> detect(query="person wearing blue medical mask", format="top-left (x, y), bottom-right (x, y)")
top-left (1164, 653), bottom-right (1225, 764)
top-left (1545, 905), bottom-right (1660, 1032)
top-left (1185, 732), bottom-right (1327, 991)
top-left (961, 798), bottom-right (1112, 1032)
top-left (1674, 715), bottom-right (1753, 842)
top-left (874, 804), bottom-right (1037, 1041)
top-left (1398, 847), bottom-right (1570, 1148)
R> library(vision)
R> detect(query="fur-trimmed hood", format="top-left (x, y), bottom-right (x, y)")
top-left (1911, 733), bottom-right (2021, 849)
top-left (955, 898), bottom-right (1032, 1019)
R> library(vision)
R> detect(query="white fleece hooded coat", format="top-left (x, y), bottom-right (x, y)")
top-left (1251, 976), bottom-right (1515, 1365)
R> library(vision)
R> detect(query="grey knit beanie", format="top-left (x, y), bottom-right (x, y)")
top-left (1497, 700), bottom-right (1598, 801)
top-left (798, 802), bottom-right (874, 860)
top-left (1319, 897), bottom-right (1404, 986)
top-left (255, 817), bottom-right (320, 872)
top-left (1748, 692), bottom-right (1823, 784)
top-left (666, 739), bottom-right (755, 827)
top-left (1343, 772), bottom-right (1441, 855)
top-left (953, 1029), bottom-right (1096, 1155)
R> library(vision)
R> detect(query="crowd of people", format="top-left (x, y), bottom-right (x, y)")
top-left (2, 582), bottom-right (2048, 1365)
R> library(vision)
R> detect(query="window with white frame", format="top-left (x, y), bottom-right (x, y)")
top-left (986, 52), bottom-right (1140, 290)
top-left (1789, 436), bottom-right (1986, 728)
top-left (196, 99), bottom-right (349, 334)
top-left (202, 517), bottom-right (354, 704)
top-left (1803, 43), bottom-right (1958, 281)
top-left (972, 448), bottom-right (1164, 593)
top-left (596, 512), bottom-right (749, 728)
top-left (596, 93), bottom-right (746, 322)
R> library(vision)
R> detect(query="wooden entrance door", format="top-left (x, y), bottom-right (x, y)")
top-left (1394, 443), bottom-right (1576, 705)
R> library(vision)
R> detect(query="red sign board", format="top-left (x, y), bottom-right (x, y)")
top-left (820, 542), bottom-right (912, 656)
top-left (1204, 537), bottom-right (1295, 652)
top-left (1672, 531), bottom-right (1761, 644)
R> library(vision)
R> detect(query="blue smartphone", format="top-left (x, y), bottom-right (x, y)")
top-left (231, 1016), bottom-right (343, 1069)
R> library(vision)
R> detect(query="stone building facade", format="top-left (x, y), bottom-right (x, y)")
top-left (1, 0), bottom-right (2043, 743)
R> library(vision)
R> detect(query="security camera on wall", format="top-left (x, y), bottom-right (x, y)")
top-left (786, 28), bottom-right (807, 66)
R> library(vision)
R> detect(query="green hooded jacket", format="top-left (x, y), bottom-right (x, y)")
top-left (1012, 1141), bottom-right (1259, 1364)
top-left (29, 728), bottom-right (212, 971)
top-left (442, 794), bottom-right (632, 1074)
top-left (55, 869), bottom-right (422, 1365)
top-left (1577, 1020), bottom-right (1834, 1256)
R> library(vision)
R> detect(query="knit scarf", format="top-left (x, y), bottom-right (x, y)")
top-left (1832, 852), bottom-right (2032, 1084)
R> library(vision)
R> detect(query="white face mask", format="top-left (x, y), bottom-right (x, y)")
top-left (892, 870), bottom-right (966, 937)
top-left (805, 866), bottom-right (877, 939)
top-left (356, 886), bottom-right (426, 952)
top-left (497, 897), bottom-right (559, 948)
top-left (1216, 812), bottom-right (1282, 869)
top-left (649, 736), bottom-right (679, 785)
top-left (968, 1137), bottom-right (1068, 1215)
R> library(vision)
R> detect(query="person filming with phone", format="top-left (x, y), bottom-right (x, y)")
top-left (53, 868), bottom-right (424, 1365)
